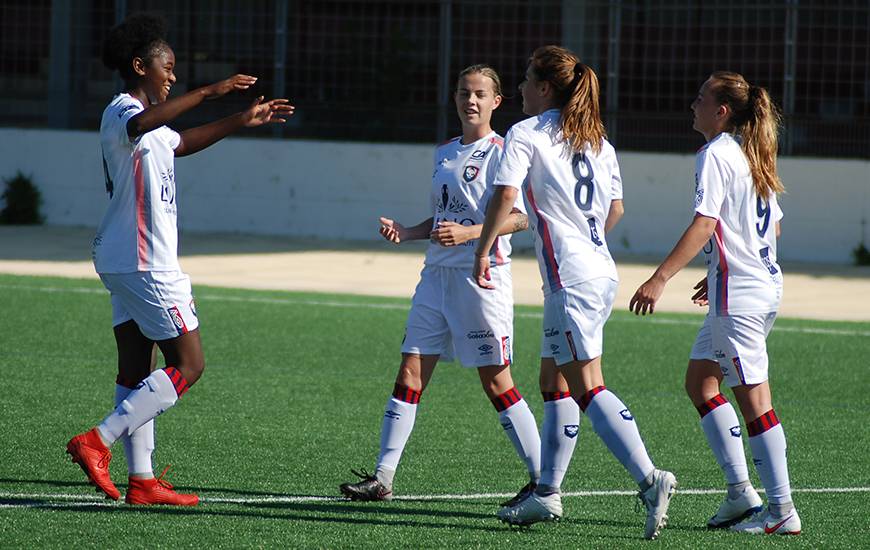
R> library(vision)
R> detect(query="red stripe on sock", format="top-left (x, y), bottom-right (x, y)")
top-left (492, 387), bottom-right (523, 412)
top-left (577, 385), bottom-right (606, 412)
top-left (163, 367), bottom-right (190, 398)
top-left (542, 391), bottom-right (571, 402)
top-left (696, 393), bottom-right (729, 418)
top-left (392, 384), bottom-right (421, 404)
top-left (747, 409), bottom-right (780, 437)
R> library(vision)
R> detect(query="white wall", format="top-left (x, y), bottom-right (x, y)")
top-left (1, 128), bottom-right (867, 263)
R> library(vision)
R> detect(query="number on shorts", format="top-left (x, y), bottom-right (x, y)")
top-left (572, 153), bottom-right (594, 212)
top-left (756, 196), bottom-right (771, 237)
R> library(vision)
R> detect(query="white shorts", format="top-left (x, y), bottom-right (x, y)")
top-left (99, 270), bottom-right (199, 341)
top-left (689, 312), bottom-right (777, 387)
top-left (541, 277), bottom-right (617, 365)
top-left (401, 264), bottom-right (513, 368)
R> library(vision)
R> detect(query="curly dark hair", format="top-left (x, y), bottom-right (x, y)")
top-left (101, 13), bottom-right (170, 80)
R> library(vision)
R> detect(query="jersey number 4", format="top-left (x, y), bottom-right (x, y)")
top-left (572, 153), bottom-right (603, 246)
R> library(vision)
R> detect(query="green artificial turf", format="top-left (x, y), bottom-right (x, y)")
top-left (0, 274), bottom-right (867, 548)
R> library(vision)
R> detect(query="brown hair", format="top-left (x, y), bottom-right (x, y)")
top-left (708, 71), bottom-right (785, 198)
top-left (457, 64), bottom-right (502, 97)
top-left (528, 45), bottom-right (605, 153)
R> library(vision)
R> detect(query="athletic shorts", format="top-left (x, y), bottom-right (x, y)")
top-left (541, 277), bottom-right (617, 365)
top-left (99, 270), bottom-right (199, 341)
top-left (690, 312), bottom-right (777, 387)
top-left (401, 264), bottom-right (513, 368)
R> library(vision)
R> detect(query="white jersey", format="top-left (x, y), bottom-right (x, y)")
top-left (424, 131), bottom-right (524, 268)
top-left (93, 93), bottom-right (181, 273)
top-left (694, 132), bottom-right (784, 315)
top-left (494, 109), bottom-right (622, 295)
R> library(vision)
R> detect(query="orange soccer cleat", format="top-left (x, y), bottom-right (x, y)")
top-left (125, 465), bottom-right (199, 506)
top-left (66, 428), bottom-right (121, 500)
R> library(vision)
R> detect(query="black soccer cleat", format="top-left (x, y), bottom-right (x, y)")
top-left (339, 469), bottom-right (393, 501)
top-left (500, 481), bottom-right (537, 507)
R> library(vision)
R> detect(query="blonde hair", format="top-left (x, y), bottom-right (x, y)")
top-left (528, 45), bottom-right (605, 153)
top-left (708, 71), bottom-right (785, 198)
top-left (456, 64), bottom-right (502, 97)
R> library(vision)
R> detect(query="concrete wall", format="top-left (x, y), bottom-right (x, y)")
top-left (1, 128), bottom-right (867, 263)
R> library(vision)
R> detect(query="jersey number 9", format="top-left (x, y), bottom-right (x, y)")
top-left (756, 197), bottom-right (771, 237)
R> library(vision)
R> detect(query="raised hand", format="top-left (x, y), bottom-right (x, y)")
top-left (430, 221), bottom-right (473, 247)
top-left (204, 74), bottom-right (258, 99)
top-left (379, 217), bottom-right (408, 244)
top-left (241, 96), bottom-right (294, 127)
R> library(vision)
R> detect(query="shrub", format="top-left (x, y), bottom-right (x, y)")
top-left (853, 242), bottom-right (870, 266)
top-left (0, 171), bottom-right (44, 225)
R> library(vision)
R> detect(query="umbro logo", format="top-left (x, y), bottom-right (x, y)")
top-left (384, 410), bottom-right (401, 420)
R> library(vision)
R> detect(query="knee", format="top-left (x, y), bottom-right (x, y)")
top-left (685, 361), bottom-right (721, 406)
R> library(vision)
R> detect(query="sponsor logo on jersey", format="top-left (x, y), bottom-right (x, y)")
top-left (544, 327), bottom-right (560, 338)
top-left (563, 424), bottom-right (579, 438)
top-left (714, 349), bottom-right (726, 359)
top-left (462, 165), bottom-right (480, 183)
top-left (167, 306), bottom-right (188, 335)
top-left (619, 408), bottom-right (634, 421)
top-left (436, 185), bottom-right (469, 214)
top-left (470, 149), bottom-right (487, 160)
top-left (384, 410), bottom-right (401, 420)
top-left (730, 426), bottom-right (742, 438)
top-left (467, 330), bottom-right (494, 340)
top-left (478, 344), bottom-right (494, 355)
top-left (501, 336), bottom-right (512, 364)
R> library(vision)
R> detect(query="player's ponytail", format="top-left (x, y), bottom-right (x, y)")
top-left (528, 46), bottom-right (605, 154)
top-left (709, 71), bottom-right (785, 198)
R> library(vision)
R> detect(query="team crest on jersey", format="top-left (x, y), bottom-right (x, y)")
top-left (619, 408), bottom-right (634, 421)
top-left (470, 149), bottom-right (487, 160)
top-left (563, 424), bottom-right (579, 438)
top-left (730, 426), bottom-right (742, 438)
top-left (167, 306), bottom-right (188, 335)
top-left (462, 165), bottom-right (480, 183)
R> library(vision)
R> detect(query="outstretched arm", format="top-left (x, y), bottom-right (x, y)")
top-left (174, 96), bottom-right (293, 158)
top-left (629, 214), bottom-right (717, 315)
top-left (430, 210), bottom-right (527, 247)
top-left (127, 74), bottom-right (258, 139)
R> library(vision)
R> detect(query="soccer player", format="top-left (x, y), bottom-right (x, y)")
top-left (474, 46), bottom-right (676, 540)
top-left (339, 65), bottom-right (541, 505)
top-left (629, 72), bottom-right (800, 535)
top-left (66, 13), bottom-right (292, 505)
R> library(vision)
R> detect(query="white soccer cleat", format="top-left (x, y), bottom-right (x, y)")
top-left (707, 485), bottom-right (763, 528)
top-left (730, 509), bottom-right (801, 535)
top-left (497, 492), bottom-right (562, 526)
top-left (638, 469), bottom-right (677, 540)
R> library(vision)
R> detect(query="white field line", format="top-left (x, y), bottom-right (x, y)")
top-left (0, 486), bottom-right (868, 509)
top-left (2, 283), bottom-right (869, 338)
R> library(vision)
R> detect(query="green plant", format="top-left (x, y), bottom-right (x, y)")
top-left (853, 241), bottom-right (870, 266)
top-left (0, 171), bottom-right (44, 225)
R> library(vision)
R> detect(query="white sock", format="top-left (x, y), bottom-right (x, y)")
top-left (539, 394), bottom-right (580, 491)
top-left (498, 398), bottom-right (541, 483)
top-left (748, 410), bottom-right (792, 506)
top-left (583, 388), bottom-right (655, 485)
top-left (375, 394), bottom-right (419, 487)
top-left (98, 369), bottom-right (178, 445)
top-left (115, 384), bottom-right (155, 477)
top-left (698, 394), bottom-right (749, 485)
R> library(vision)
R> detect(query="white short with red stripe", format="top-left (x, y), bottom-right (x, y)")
top-left (99, 270), bottom-right (199, 341)
top-left (690, 312), bottom-right (776, 387)
top-left (402, 264), bottom-right (513, 368)
top-left (541, 277), bottom-right (617, 365)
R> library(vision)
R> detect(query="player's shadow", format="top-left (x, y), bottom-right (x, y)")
top-left (0, 477), bottom-right (95, 490)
